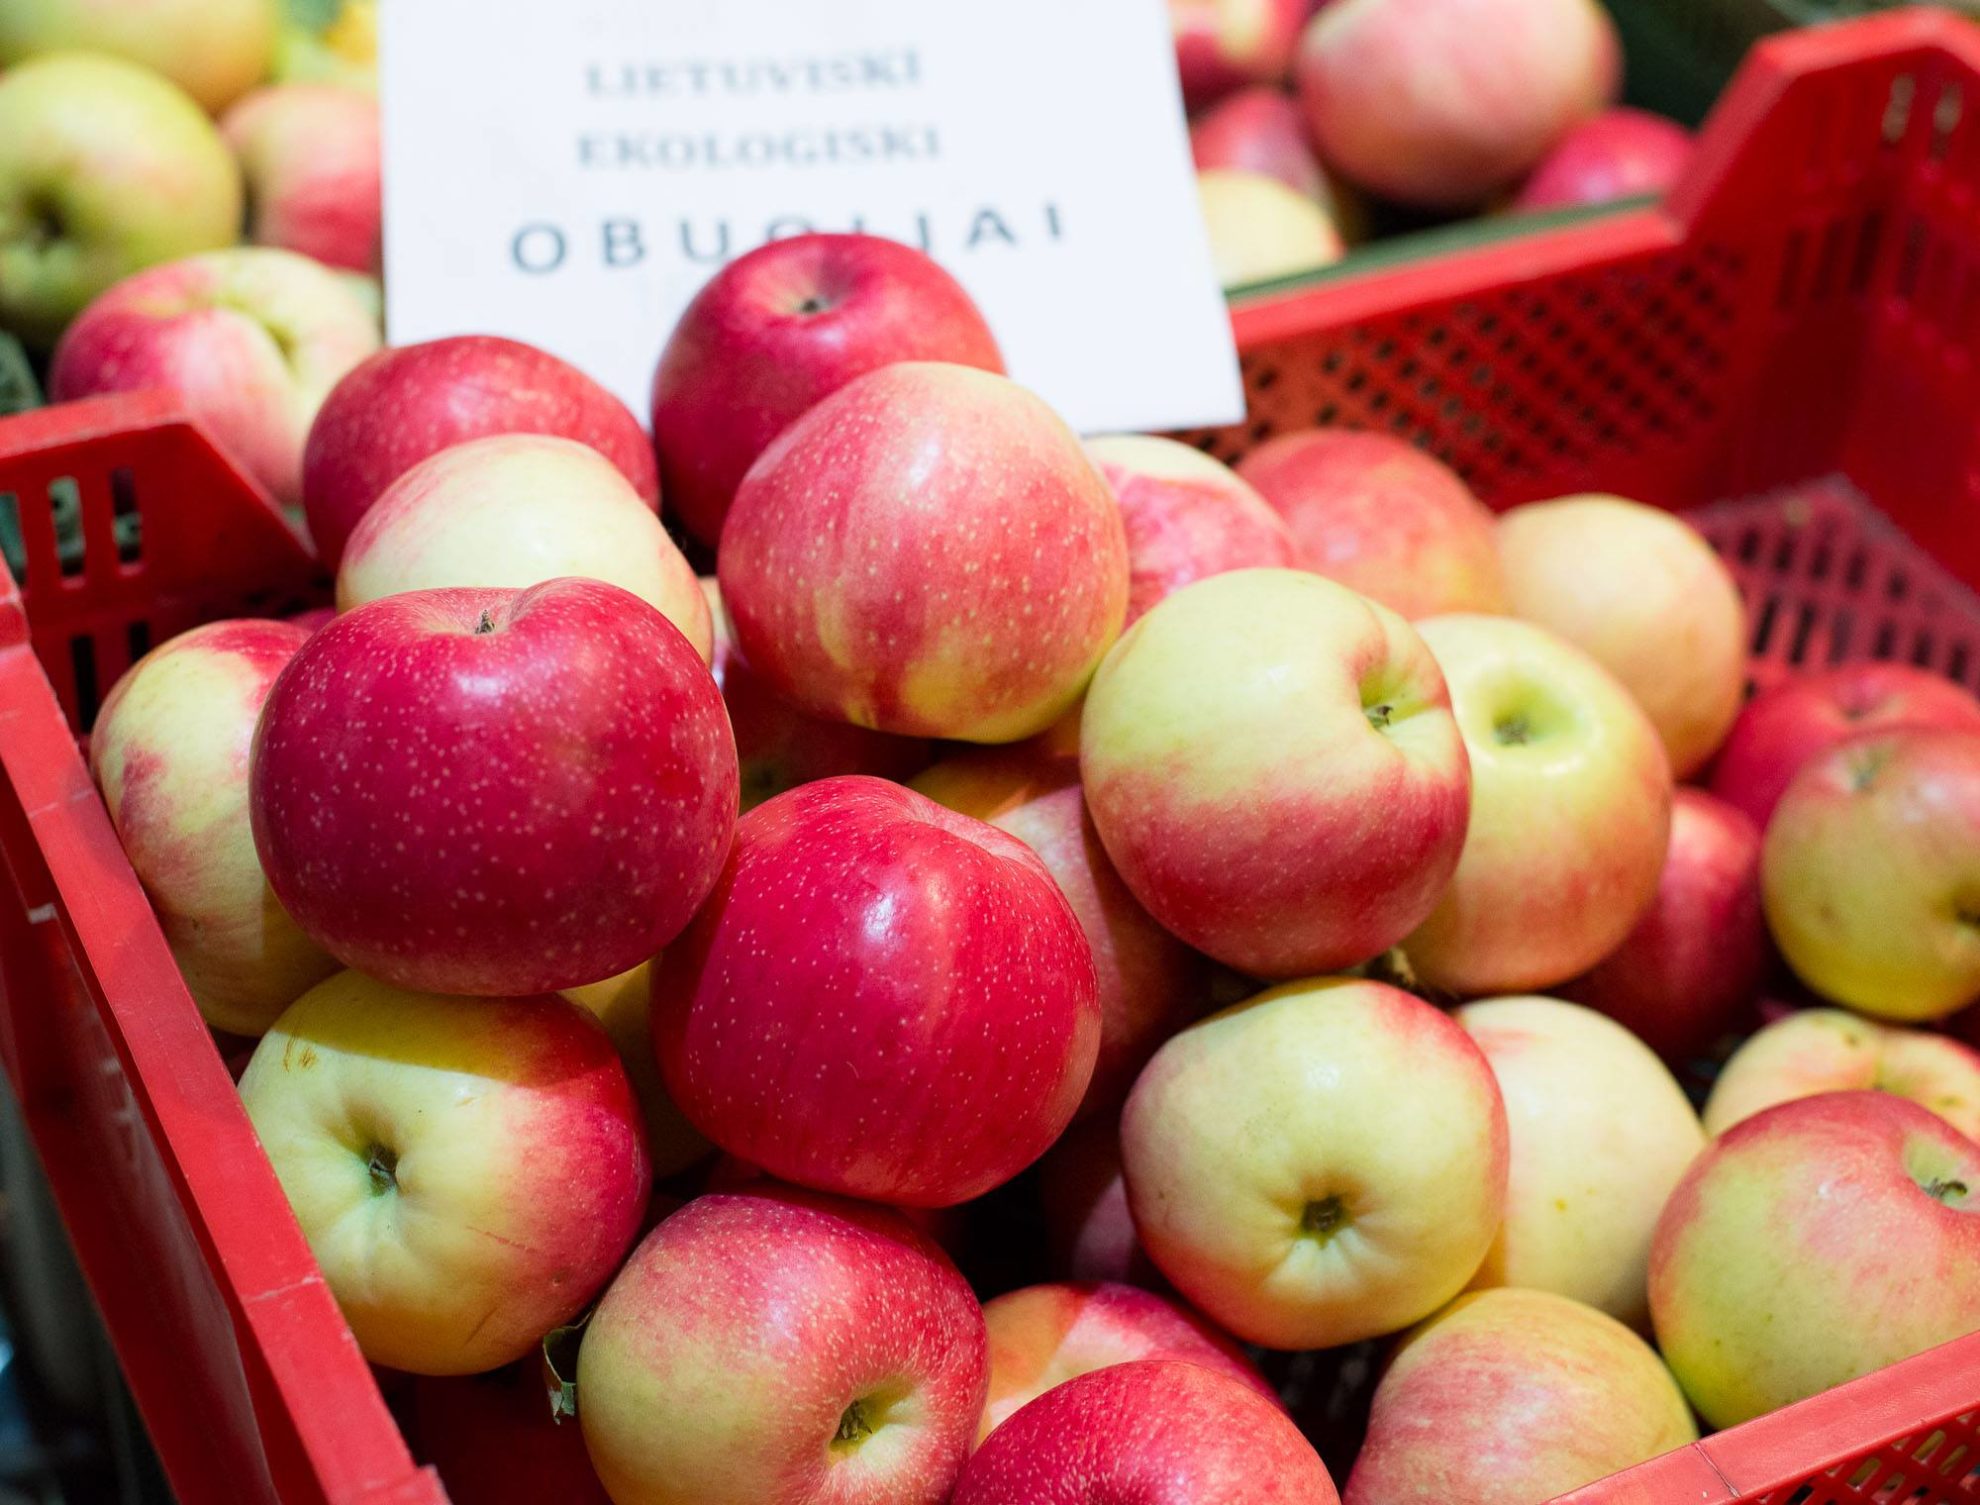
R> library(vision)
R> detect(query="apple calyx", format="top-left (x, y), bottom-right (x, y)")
top-left (1301, 1194), bottom-right (1350, 1244)
top-left (1365, 701), bottom-right (1396, 730)
top-left (833, 1387), bottom-right (904, 1453)
top-left (365, 1142), bottom-right (399, 1197)
top-left (1493, 712), bottom-right (1533, 746)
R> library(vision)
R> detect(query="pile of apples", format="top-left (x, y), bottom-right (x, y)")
top-left (75, 221), bottom-right (1980, 1505)
top-left (1181, 0), bottom-right (1697, 287)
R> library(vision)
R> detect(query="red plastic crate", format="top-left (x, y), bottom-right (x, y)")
top-left (3, 11), bottom-right (1980, 1504)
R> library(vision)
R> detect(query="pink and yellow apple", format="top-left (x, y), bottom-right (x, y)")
top-left (719, 363), bottom-right (1129, 743)
top-left (1296, 0), bottom-right (1620, 210)
top-left (1403, 614), bottom-right (1672, 995)
top-left (1456, 996), bottom-right (1705, 1327)
top-left (702, 578), bottom-right (930, 810)
top-left (301, 335), bottom-right (660, 570)
top-left (1704, 1009), bottom-right (1980, 1142)
top-left (979, 1282), bottom-right (1273, 1440)
top-left (955, 1359), bottom-right (1336, 1505)
top-left (1513, 107), bottom-right (1695, 212)
top-left (1085, 434), bottom-right (1296, 625)
top-left (412, 1364), bottom-right (612, 1505)
top-left (0, 53), bottom-right (243, 347)
top-left (239, 972), bottom-right (649, 1375)
top-left (51, 246), bottom-right (380, 506)
top-left (651, 232), bottom-right (1003, 547)
top-left (250, 579), bottom-right (738, 997)
top-left (89, 619), bottom-right (338, 1036)
top-left (562, 965), bottom-right (711, 1181)
top-left (1561, 787), bottom-right (1768, 1063)
top-left (1346, 1288), bottom-right (1695, 1505)
top-left (1082, 569), bottom-right (1469, 978)
top-left (913, 747), bottom-right (1208, 1118)
top-left (655, 776), bottom-right (1099, 1208)
top-left (1237, 430), bottom-right (1507, 619)
top-left (1497, 493), bottom-right (1748, 778)
top-left (1195, 168), bottom-right (1345, 289)
top-left (1122, 977), bottom-right (1508, 1349)
top-left (335, 434), bottom-right (710, 661)
top-left (1763, 729), bottom-right (1980, 1021)
top-left (0, 0), bottom-right (277, 113)
top-left (222, 84), bottom-right (381, 273)
top-left (1651, 1091), bottom-right (1980, 1428)
top-left (578, 1187), bottom-right (988, 1505)
top-left (1171, 0), bottom-right (1312, 111)
top-left (1709, 662), bottom-right (1980, 829)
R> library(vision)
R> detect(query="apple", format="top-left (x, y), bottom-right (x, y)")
top-left (1764, 729), bottom-right (1980, 1021)
top-left (1403, 614), bottom-right (1672, 995)
top-left (222, 84), bottom-right (381, 273)
top-left (980, 1282), bottom-right (1272, 1441)
top-left (1709, 662), bottom-right (1980, 829)
top-left (1190, 86), bottom-right (1326, 204)
top-left (1196, 168), bottom-right (1345, 289)
top-left (562, 965), bottom-right (712, 1181)
top-left (1082, 568), bottom-right (1468, 978)
top-left (51, 247), bottom-right (380, 507)
top-left (1704, 1009), bottom-right (1980, 1142)
top-left (239, 972), bottom-right (649, 1375)
top-left (702, 578), bottom-right (930, 810)
top-left (1513, 107), bottom-right (1695, 212)
top-left (1085, 434), bottom-right (1297, 626)
top-left (955, 1358), bottom-right (1337, 1505)
top-left (302, 335), bottom-right (660, 570)
top-left (651, 232), bottom-right (1003, 548)
top-left (719, 363), bottom-right (1130, 744)
top-left (1346, 1288), bottom-right (1696, 1505)
top-left (1037, 1117), bottom-right (1159, 1287)
top-left (1497, 493), bottom-right (1748, 778)
top-left (1122, 977), bottom-right (1507, 1349)
top-left (89, 619), bottom-right (338, 1036)
top-left (0, 0), bottom-right (276, 114)
top-left (1560, 788), bottom-right (1768, 1063)
top-left (0, 53), bottom-right (241, 348)
top-left (655, 775), bottom-right (1098, 1207)
top-left (1171, 0), bottom-right (1312, 111)
top-left (250, 578), bottom-right (738, 997)
top-left (1651, 1091), bottom-right (1980, 1428)
top-left (1296, 0), bottom-right (1620, 210)
top-left (578, 1187), bottom-right (987, 1505)
top-left (912, 746), bottom-right (1208, 1118)
top-left (412, 1365), bottom-right (611, 1505)
top-left (699, 1151), bottom-right (970, 1266)
top-left (1455, 996), bottom-right (1705, 1327)
top-left (1236, 430), bottom-right (1507, 619)
top-left (336, 434), bottom-right (710, 661)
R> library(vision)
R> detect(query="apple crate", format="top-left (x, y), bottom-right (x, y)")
top-left (1, 11), bottom-right (1980, 1505)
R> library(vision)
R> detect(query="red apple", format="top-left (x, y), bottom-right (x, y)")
top-left (655, 776), bottom-right (1099, 1207)
top-left (578, 1187), bottom-right (988, 1505)
top-left (1037, 1117), bottom-right (1160, 1287)
top-left (953, 1359), bottom-right (1338, 1505)
top-left (913, 746), bottom-right (1210, 1118)
top-left (1082, 569), bottom-right (1470, 979)
top-left (699, 1151), bottom-right (969, 1263)
top-left (50, 246), bottom-right (380, 506)
top-left (222, 84), bottom-right (381, 273)
top-left (1562, 788), bottom-right (1767, 1062)
top-left (1190, 86), bottom-right (1327, 202)
top-left (1296, 0), bottom-right (1620, 210)
top-left (239, 974), bottom-right (649, 1375)
top-left (1172, 0), bottom-right (1313, 112)
top-left (1651, 1092), bottom-right (1980, 1427)
top-left (980, 1282), bottom-right (1273, 1440)
top-left (1708, 662), bottom-right (1980, 830)
top-left (703, 578), bottom-right (931, 811)
top-left (1087, 435), bottom-right (1296, 626)
top-left (301, 335), bottom-right (660, 569)
top-left (412, 1365), bottom-right (610, 1505)
top-left (651, 232), bottom-right (1003, 547)
top-left (719, 363), bottom-right (1130, 743)
top-left (250, 578), bottom-right (738, 996)
top-left (1513, 107), bottom-right (1694, 212)
top-left (1237, 430), bottom-right (1507, 618)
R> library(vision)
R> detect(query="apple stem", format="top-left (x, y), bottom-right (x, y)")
top-left (1925, 1176), bottom-right (1969, 1203)
top-left (474, 609), bottom-right (497, 635)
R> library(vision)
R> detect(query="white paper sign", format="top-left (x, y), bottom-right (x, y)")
top-left (379, 0), bottom-right (1243, 436)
